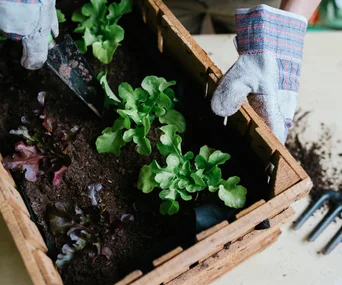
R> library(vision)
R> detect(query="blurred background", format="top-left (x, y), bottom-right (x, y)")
top-left (163, 0), bottom-right (342, 34)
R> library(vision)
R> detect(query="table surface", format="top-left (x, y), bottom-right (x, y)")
top-left (1, 32), bottom-right (342, 285)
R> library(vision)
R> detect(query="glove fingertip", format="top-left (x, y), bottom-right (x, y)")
top-left (51, 14), bottom-right (59, 38)
top-left (21, 38), bottom-right (48, 70)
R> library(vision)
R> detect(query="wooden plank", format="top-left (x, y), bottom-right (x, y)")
top-left (160, 14), bottom-right (209, 87)
top-left (163, 266), bottom-right (190, 284)
top-left (207, 72), bottom-right (218, 98)
top-left (115, 270), bottom-right (143, 285)
top-left (154, 0), bottom-right (217, 89)
top-left (13, 210), bottom-right (48, 253)
top-left (33, 250), bottom-right (63, 285)
top-left (196, 221), bottom-right (229, 242)
top-left (270, 150), bottom-right (302, 198)
top-left (236, 200), bottom-right (266, 219)
top-left (166, 208), bottom-right (294, 285)
top-left (168, 230), bottom-right (281, 285)
top-left (249, 123), bottom-right (275, 167)
top-left (0, 203), bottom-right (46, 285)
top-left (0, 173), bottom-right (30, 216)
top-left (128, 178), bottom-right (311, 285)
top-left (227, 108), bottom-right (252, 136)
top-left (197, 244), bottom-right (224, 264)
top-left (142, 0), bottom-right (160, 33)
top-left (0, 154), bottom-right (16, 187)
top-left (153, 247), bottom-right (183, 267)
top-left (206, 66), bottom-right (222, 97)
top-left (208, 64), bottom-right (223, 78)
top-left (241, 103), bottom-right (308, 180)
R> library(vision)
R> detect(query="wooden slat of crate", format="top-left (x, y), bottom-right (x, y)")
top-left (249, 123), bottom-right (276, 167)
top-left (207, 72), bottom-right (219, 98)
top-left (236, 200), bottom-right (266, 220)
top-left (153, 247), bottom-right (183, 267)
top-left (115, 270), bottom-right (143, 285)
top-left (166, 207), bottom-right (294, 285)
top-left (168, 230), bottom-right (282, 285)
top-left (0, 173), bottom-right (30, 216)
top-left (0, 202), bottom-right (46, 285)
top-left (33, 250), bottom-right (63, 285)
top-left (196, 221), bottom-right (229, 242)
top-left (227, 107), bottom-right (252, 136)
top-left (160, 14), bottom-right (209, 88)
top-left (0, 154), bottom-right (16, 187)
top-left (139, 0), bottom-right (160, 32)
top-left (13, 209), bottom-right (47, 252)
top-left (241, 104), bottom-right (308, 180)
top-left (139, 0), bottom-right (219, 90)
top-left (269, 150), bottom-right (302, 197)
top-left (127, 178), bottom-right (311, 285)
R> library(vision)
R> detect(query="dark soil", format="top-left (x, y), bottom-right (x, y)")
top-left (0, 2), bottom-right (269, 285)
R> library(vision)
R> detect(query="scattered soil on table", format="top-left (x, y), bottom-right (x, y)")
top-left (286, 110), bottom-right (342, 213)
top-left (0, 3), bottom-right (269, 285)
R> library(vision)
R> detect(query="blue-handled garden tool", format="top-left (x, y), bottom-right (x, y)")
top-left (294, 190), bottom-right (342, 254)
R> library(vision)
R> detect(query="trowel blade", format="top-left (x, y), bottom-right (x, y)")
top-left (46, 34), bottom-right (104, 117)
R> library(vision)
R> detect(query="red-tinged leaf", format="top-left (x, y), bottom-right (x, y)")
top-left (42, 110), bottom-right (56, 133)
top-left (3, 142), bottom-right (44, 182)
top-left (85, 245), bottom-right (98, 265)
top-left (53, 166), bottom-right (68, 185)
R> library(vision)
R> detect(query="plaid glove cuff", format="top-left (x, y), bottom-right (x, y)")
top-left (235, 4), bottom-right (307, 92)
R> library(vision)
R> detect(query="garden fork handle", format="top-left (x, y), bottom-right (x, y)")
top-left (323, 226), bottom-right (342, 255)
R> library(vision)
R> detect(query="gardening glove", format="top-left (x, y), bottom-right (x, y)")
top-left (0, 0), bottom-right (58, 70)
top-left (211, 4), bottom-right (307, 144)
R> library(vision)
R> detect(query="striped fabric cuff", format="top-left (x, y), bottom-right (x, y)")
top-left (235, 4), bottom-right (307, 62)
top-left (0, 0), bottom-right (40, 3)
top-left (235, 5), bottom-right (307, 92)
top-left (2, 31), bottom-right (23, 40)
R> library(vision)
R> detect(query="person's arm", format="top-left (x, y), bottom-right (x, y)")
top-left (280, 0), bottom-right (322, 20)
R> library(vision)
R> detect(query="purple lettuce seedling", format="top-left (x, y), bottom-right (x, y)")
top-left (49, 184), bottom-right (134, 268)
top-left (3, 92), bottom-right (79, 185)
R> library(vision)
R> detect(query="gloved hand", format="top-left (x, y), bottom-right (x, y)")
top-left (211, 4), bottom-right (307, 144)
top-left (0, 0), bottom-right (58, 70)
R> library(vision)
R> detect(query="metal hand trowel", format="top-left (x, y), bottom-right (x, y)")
top-left (46, 34), bottom-right (104, 117)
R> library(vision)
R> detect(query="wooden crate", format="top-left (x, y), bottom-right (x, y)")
top-left (0, 1), bottom-right (312, 285)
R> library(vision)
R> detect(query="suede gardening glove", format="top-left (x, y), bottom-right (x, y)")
top-left (0, 0), bottom-right (58, 70)
top-left (211, 4), bottom-right (307, 144)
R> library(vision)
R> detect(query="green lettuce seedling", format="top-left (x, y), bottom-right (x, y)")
top-left (96, 75), bottom-right (186, 156)
top-left (138, 125), bottom-right (247, 215)
top-left (56, 9), bottom-right (66, 23)
top-left (72, 0), bottom-right (132, 64)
